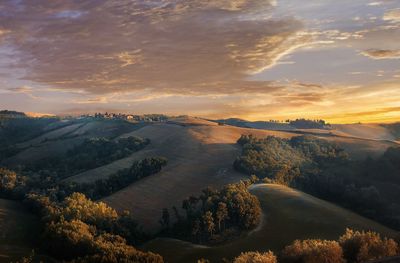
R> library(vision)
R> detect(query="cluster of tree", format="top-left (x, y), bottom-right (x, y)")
top-left (59, 157), bottom-right (168, 200)
top-left (234, 135), bottom-right (348, 184)
top-left (0, 156), bottom-right (167, 262)
top-left (288, 118), bottom-right (329, 129)
top-left (161, 180), bottom-right (261, 244)
top-left (294, 147), bottom-right (400, 230)
top-left (234, 135), bottom-right (400, 230)
top-left (0, 167), bottom-right (28, 199)
top-left (233, 251), bottom-right (277, 263)
top-left (230, 228), bottom-right (399, 263)
top-left (26, 136), bottom-right (150, 178)
top-left (23, 192), bottom-right (163, 262)
top-left (361, 146), bottom-right (400, 184)
top-left (294, 170), bottom-right (396, 228)
top-left (0, 157), bottom-right (167, 202)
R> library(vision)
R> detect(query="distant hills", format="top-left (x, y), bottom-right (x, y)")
top-left (213, 118), bottom-right (330, 130)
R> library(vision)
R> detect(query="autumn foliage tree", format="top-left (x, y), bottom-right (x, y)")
top-left (339, 228), bottom-right (399, 263)
top-left (281, 239), bottom-right (345, 263)
top-left (234, 251), bottom-right (277, 263)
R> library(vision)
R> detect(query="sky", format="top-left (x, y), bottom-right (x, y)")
top-left (0, 0), bottom-right (399, 123)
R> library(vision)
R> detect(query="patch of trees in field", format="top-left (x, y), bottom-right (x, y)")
top-left (0, 167), bottom-right (27, 199)
top-left (234, 134), bottom-right (400, 230)
top-left (234, 135), bottom-right (348, 184)
top-left (25, 136), bottom-right (150, 178)
top-left (24, 192), bottom-right (163, 262)
top-left (1, 155), bottom-right (168, 262)
top-left (361, 146), bottom-right (400, 184)
top-left (0, 157), bottom-right (167, 201)
top-left (160, 180), bottom-right (261, 244)
top-left (229, 228), bottom-right (399, 263)
top-left (288, 118), bottom-right (329, 129)
top-left (59, 157), bottom-right (168, 200)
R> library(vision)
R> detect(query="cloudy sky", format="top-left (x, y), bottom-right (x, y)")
top-left (0, 0), bottom-right (399, 123)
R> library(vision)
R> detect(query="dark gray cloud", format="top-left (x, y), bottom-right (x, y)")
top-left (0, 0), bottom-right (306, 95)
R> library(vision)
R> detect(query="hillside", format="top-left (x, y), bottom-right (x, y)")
top-left (0, 199), bottom-right (40, 263)
top-left (143, 184), bottom-right (397, 263)
top-left (2, 117), bottom-right (398, 233)
top-left (331, 124), bottom-right (396, 141)
top-left (97, 122), bottom-right (296, 231)
top-left (2, 119), bottom-right (141, 167)
top-left (215, 118), bottom-right (400, 143)
top-left (60, 117), bottom-right (397, 231)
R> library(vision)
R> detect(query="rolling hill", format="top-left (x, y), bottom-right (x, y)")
top-left (2, 117), bottom-right (399, 234)
top-left (142, 184), bottom-right (397, 263)
top-left (60, 117), bottom-right (397, 231)
top-left (2, 119), bottom-right (141, 167)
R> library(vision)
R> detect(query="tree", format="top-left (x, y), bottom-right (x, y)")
top-left (202, 211), bottom-right (215, 238)
top-left (160, 208), bottom-right (170, 229)
top-left (191, 219), bottom-right (201, 242)
top-left (0, 167), bottom-right (17, 191)
top-left (43, 219), bottom-right (95, 260)
top-left (62, 192), bottom-right (118, 230)
top-left (281, 239), bottom-right (345, 263)
top-left (234, 251), bottom-right (277, 263)
top-left (215, 202), bottom-right (228, 231)
top-left (339, 228), bottom-right (399, 263)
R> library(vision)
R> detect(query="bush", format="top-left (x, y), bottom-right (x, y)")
top-left (281, 239), bottom-right (345, 263)
top-left (339, 228), bottom-right (399, 262)
top-left (234, 251), bottom-right (277, 263)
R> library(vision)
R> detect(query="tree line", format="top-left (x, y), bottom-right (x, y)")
top-left (24, 136), bottom-right (150, 179)
top-left (23, 192), bottom-right (163, 262)
top-left (0, 157), bottom-right (167, 201)
top-left (1, 156), bottom-right (168, 262)
top-left (59, 157), bottom-right (168, 200)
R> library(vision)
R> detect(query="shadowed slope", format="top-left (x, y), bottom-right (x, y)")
top-left (0, 199), bottom-right (40, 263)
top-left (101, 123), bottom-right (294, 231)
top-left (143, 184), bottom-right (397, 263)
top-left (66, 119), bottom-right (398, 231)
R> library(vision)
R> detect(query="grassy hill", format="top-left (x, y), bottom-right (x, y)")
top-left (331, 124), bottom-right (396, 141)
top-left (2, 117), bottom-right (398, 233)
top-left (62, 117), bottom-right (397, 231)
top-left (142, 184), bottom-right (398, 263)
top-left (98, 122), bottom-right (300, 231)
top-left (2, 119), bottom-right (141, 167)
top-left (0, 199), bottom-right (40, 263)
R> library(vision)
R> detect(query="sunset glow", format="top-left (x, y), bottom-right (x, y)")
top-left (0, 0), bottom-right (399, 123)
